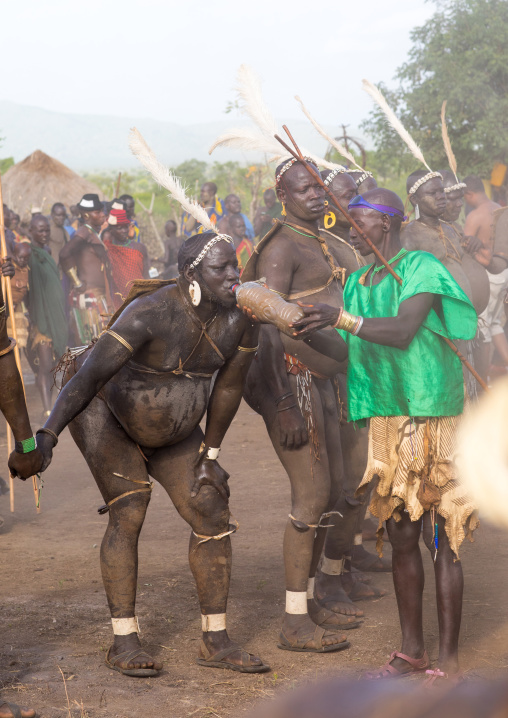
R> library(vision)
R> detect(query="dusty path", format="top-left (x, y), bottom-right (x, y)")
top-left (1, 382), bottom-right (507, 717)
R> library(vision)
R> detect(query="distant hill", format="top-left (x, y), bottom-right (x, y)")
top-left (0, 100), bottom-right (365, 172)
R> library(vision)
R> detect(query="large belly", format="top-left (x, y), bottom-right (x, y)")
top-left (281, 284), bottom-right (345, 377)
top-left (461, 255), bottom-right (490, 315)
top-left (102, 363), bottom-right (211, 448)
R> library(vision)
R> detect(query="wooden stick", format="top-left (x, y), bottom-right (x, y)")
top-left (115, 172), bottom-right (122, 198)
top-left (276, 129), bottom-right (403, 285)
top-left (0, 173), bottom-right (41, 509)
top-left (274, 126), bottom-right (488, 393)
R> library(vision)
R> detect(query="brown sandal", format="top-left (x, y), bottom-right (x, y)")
top-left (278, 625), bottom-right (351, 653)
top-left (365, 650), bottom-right (430, 679)
top-left (308, 600), bottom-right (363, 630)
top-left (196, 640), bottom-right (270, 673)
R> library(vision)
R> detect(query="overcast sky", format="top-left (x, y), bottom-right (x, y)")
top-left (3, 0), bottom-right (435, 131)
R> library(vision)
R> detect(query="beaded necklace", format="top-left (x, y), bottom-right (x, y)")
top-left (366, 248), bottom-right (408, 296)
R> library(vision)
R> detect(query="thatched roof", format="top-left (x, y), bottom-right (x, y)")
top-left (2, 150), bottom-right (104, 218)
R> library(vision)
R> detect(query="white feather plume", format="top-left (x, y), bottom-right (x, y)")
top-left (362, 79), bottom-right (431, 171)
top-left (441, 100), bottom-right (459, 181)
top-left (209, 64), bottom-right (342, 172)
top-left (236, 64), bottom-right (278, 139)
top-left (209, 126), bottom-right (283, 157)
top-left (129, 127), bottom-right (215, 232)
top-left (295, 95), bottom-right (360, 171)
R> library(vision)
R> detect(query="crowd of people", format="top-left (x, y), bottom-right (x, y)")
top-left (0, 152), bottom-right (507, 717)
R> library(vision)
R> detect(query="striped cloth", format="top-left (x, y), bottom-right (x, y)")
top-left (357, 414), bottom-right (479, 559)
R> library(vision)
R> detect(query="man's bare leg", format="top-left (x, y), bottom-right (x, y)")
top-left (381, 512), bottom-right (426, 674)
top-left (266, 377), bottom-right (349, 648)
top-left (69, 394), bottom-right (162, 674)
top-left (148, 428), bottom-right (268, 670)
top-left (307, 379), bottom-right (363, 627)
top-left (35, 342), bottom-right (54, 417)
top-left (423, 513), bottom-right (463, 674)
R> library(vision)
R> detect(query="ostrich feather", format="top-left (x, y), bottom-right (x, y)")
top-left (295, 95), bottom-right (360, 171)
top-left (209, 126), bottom-right (283, 157)
top-left (362, 79), bottom-right (431, 171)
top-left (441, 100), bottom-right (458, 180)
top-left (209, 124), bottom-right (339, 171)
top-left (129, 127), bottom-right (214, 232)
top-left (236, 64), bottom-right (278, 140)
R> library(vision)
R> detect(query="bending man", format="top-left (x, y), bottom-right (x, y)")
top-left (37, 232), bottom-right (268, 677)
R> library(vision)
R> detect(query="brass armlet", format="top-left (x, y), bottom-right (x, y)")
top-left (104, 329), bottom-right (134, 354)
top-left (65, 266), bottom-right (84, 289)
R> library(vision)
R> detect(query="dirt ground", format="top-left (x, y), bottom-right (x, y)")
top-left (1, 378), bottom-right (507, 718)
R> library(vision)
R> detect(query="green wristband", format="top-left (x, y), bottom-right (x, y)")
top-left (14, 436), bottom-right (37, 454)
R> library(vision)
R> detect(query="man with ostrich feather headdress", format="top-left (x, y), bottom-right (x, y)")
top-left (35, 130), bottom-right (269, 678)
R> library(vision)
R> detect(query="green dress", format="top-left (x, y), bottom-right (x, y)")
top-left (338, 249), bottom-right (477, 423)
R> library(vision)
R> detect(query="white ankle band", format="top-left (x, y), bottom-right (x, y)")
top-left (112, 617), bottom-right (140, 635)
top-left (321, 556), bottom-right (345, 576)
top-left (285, 590), bottom-right (308, 614)
top-left (306, 577), bottom-right (315, 600)
top-left (354, 533), bottom-right (363, 545)
top-left (201, 613), bottom-right (227, 632)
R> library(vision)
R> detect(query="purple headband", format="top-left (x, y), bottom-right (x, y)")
top-left (348, 194), bottom-right (406, 219)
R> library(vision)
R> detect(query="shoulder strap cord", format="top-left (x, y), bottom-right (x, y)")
top-left (320, 227), bottom-right (364, 269)
top-left (175, 280), bottom-right (225, 374)
top-left (283, 221), bottom-right (344, 291)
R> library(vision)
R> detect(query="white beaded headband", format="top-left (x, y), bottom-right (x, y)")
top-left (444, 182), bottom-right (467, 194)
top-left (276, 156), bottom-right (315, 186)
top-left (408, 171), bottom-right (443, 196)
top-left (189, 234), bottom-right (233, 270)
top-left (352, 171), bottom-right (374, 187)
top-left (323, 168), bottom-right (346, 186)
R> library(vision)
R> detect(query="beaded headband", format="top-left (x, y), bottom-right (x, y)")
top-left (444, 182), bottom-right (467, 194)
top-left (408, 171), bottom-right (443, 196)
top-left (323, 167), bottom-right (346, 186)
top-left (353, 171), bottom-right (374, 187)
top-left (188, 234), bottom-right (233, 270)
top-left (275, 157), bottom-right (315, 186)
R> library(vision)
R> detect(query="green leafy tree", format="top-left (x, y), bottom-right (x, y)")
top-left (362, 0), bottom-right (508, 178)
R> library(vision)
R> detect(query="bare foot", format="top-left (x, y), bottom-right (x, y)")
top-left (199, 630), bottom-right (268, 672)
top-left (107, 632), bottom-right (163, 673)
top-left (315, 571), bottom-right (364, 617)
top-left (0, 701), bottom-right (36, 718)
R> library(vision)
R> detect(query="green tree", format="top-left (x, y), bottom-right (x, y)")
top-left (362, 0), bottom-right (508, 178)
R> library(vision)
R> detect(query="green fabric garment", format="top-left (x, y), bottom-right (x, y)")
top-left (28, 245), bottom-right (68, 358)
top-left (339, 249), bottom-right (477, 423)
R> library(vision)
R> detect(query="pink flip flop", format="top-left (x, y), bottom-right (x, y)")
top-left (364, 650), bottom-right (430, 679)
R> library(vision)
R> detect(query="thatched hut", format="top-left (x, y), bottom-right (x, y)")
top-left (2, 150), bottom-right (104, 219)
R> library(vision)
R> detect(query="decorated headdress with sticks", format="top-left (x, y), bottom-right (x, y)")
top-left (129, 128), bottom-right (232, 268)
top-left (209, 65), bottom-right (345, 184)
top-left (441, 101), bottom-right (467, 194)
top-left (294, 95), bottom-right (374, 188)
top-left (362, 79), bottom-right (442, 196)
